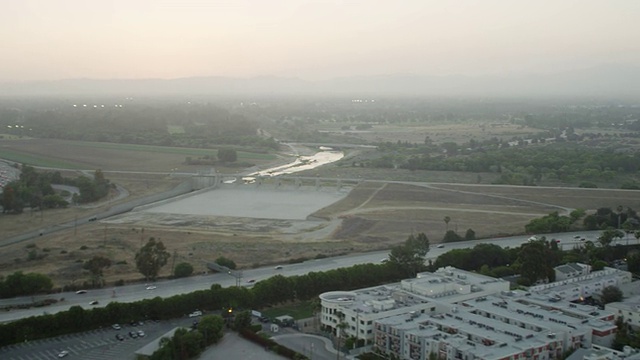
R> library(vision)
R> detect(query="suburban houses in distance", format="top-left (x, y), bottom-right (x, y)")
top-left (320, 265), bottom-right (636, 360)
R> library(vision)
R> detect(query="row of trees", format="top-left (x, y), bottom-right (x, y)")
top-left (1, 101), bottom-right (279, 152)
top-left (359, 141), bottom-right (640, 187)
top-left (525, 207), bottom-right (640, 242)
top-left (0, 255), bottom-right (410, 347)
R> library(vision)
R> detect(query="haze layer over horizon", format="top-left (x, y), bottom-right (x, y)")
top-left (2, 0), bottom-right (639, 83)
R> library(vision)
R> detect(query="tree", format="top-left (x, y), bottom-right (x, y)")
top-left (600, 286), bottom-right (623, 304)
top-left (617, 205), bottom-right (624, 228)
top-left (388, 233), bottom-right (430, 277)
top-left (83, 256), bottom-right (111, 287)
top-left (217, 148), bottom-right (237, 163)
top-left (197, 315), bottom-right (225, 345)
top-left (569, 208), bottom-right (586, 223)
top-left (1, 185), bottom-right (15, 213)
top-left (443, 216), bottom-right (451, 231)
top-left (464, 228), bottom-right (476, 240)
top-left (515, 239), bottom-right (561, 284)
top-left (598, 228), bottom-right (624, 248)
top-left (1, 271), bottom-right (53, 297)
top-left (442, 230), bottom-right (463, 243)
top-left (173, 262), bottom-right (194, 278)
top-left (215, 256), bottom-right (236, 270)
top-left (233, 310), bottom-right (252, 330)
top-left (135, 238), bottom-right (171, 281)
top-left (627, 251), bottom-right (640, 273)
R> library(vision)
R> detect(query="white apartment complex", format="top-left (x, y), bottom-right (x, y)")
top-left (319, 265), bottom-right (633, 360)
top-left (606, 295), bottom-right (640, 330)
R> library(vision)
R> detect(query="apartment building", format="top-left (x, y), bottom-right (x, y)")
top-left (320, 265), bottom-right (633, 360)
top-left (319, 267), bottom-right (510, 344)
top-left (606, 295), bottom-right (640, 330)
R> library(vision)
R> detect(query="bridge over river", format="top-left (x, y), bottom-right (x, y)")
top-left (191, 169), bottom-right (363, 191)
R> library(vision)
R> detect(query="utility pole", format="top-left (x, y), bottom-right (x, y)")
top-left (74, 215), bottom-right (77, 236)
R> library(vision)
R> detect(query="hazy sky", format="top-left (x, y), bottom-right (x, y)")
top-left (2, 0), bottom-right (639, 82)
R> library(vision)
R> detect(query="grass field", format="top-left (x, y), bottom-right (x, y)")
top-left (0, 138), bottom-right (278, 171)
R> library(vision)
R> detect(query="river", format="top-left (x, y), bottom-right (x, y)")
top-left (241, 147), bottom-right (344, 181)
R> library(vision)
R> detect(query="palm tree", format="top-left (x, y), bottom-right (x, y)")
top-left (444, 216), bottom-right (451, 231)
top-left (617, 205), bottom-right (624, 229)
top-left (336, 322), bottom-right (348, 360)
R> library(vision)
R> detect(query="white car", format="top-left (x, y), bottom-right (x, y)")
top-left (189, 310), bottom-right (203, 318)
top-left (58, 350), bottom-right (69, 358)
top-left (75, 290), bottom-right (87, 294)
top-left (146, 285), bottom-right (157, 290)
top-left (112, 324), bottom-right (121, 330)
top-left (274, 265), bottom-right (283, 270)
top-left (436, 244), bottom-right (445, 248)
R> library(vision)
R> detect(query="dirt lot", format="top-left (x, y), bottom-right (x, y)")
top-left (2, 138), bottom-right (640, 289)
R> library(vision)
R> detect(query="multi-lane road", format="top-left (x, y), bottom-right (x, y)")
top-left (0, 230), bottom-right (613, 324)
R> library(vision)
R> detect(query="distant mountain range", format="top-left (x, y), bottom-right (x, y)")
top-left (1, 64), bottom-right (639, 98)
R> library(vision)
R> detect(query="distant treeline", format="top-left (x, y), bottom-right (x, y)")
top-left (0, 102), bottom-right (279, 152)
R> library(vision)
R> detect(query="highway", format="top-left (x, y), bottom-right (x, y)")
top-left (0, 230), bottom-right (616, 323)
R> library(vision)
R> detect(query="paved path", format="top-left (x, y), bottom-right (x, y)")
top-left (198, 332), bottom-right (286, 360)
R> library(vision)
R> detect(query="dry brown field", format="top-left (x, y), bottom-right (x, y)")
top-left (2, 137), bottom-right (640, 289)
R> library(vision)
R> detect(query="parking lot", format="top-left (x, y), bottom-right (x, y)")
top-left (0, 318), bottom-right (193, 360)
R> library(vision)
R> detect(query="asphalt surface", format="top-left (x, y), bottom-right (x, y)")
top-left (0, 317), bottom-right (197, 360)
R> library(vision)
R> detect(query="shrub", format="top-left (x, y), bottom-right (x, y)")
top-left (174, 262), bottom-right (194, 278)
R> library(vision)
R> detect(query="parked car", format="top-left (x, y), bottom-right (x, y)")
top-left (189, 310), bottom-right (203, 318)
top-left (112, 324), bottom-right (121, 330)
top-left (58, 350), bottom-right (69, 358)
top-left (128, 331), bottom-right (138, 338)
top-left (115, 334), bottom-right (125, 341)
top-left (137, 330), bottom-right (145, 337)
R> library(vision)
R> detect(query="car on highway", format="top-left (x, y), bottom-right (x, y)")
top-left (189, 310), bottom-right (203, 318)
top-left (437, 244), bottom-right (445, 248)
top-left (75, 290), bottom-right (87, 294)
top-left (89, 300), bottom-right (99, 305)
top-left (58, 350), bottom-right (69, 358)
top-left (146, 285), bottom-right (157, 290)
top-left (274, 265), bottom-right (283, 270)
top-left (246, 279), bottom-right (255, 283)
